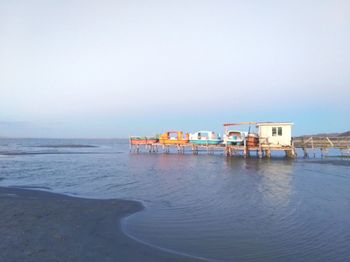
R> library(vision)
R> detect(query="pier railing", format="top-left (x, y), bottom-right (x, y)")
top-left (293, 136), bottom-right (350, 149)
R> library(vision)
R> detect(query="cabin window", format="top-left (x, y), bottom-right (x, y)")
top-left (278, 127), bottom-right (282, 136)
top-left (272, 127), bottom-right (277, 136)
top-left (272, 127), bottom-right (283, 136)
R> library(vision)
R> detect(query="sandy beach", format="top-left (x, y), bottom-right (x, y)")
top-left (0, 187), bottom-right (199, 262)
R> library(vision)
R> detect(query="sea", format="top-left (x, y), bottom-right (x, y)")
top-left (0, 138), bottom-right (349, 261)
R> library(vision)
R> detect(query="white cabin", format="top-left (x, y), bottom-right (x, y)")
top-left (256, 122), bottom-right (293, 146)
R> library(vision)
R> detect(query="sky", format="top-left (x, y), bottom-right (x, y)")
top-left (0, 0), bottom-right (349, 138)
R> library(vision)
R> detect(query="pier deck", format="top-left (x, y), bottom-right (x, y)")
top-left (129, 142), bottom-right (295, 158)
top-left (130, 136), bottom-right (350, 158)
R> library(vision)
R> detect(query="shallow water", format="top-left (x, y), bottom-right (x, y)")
top-left (0, 138), bottom-right (349, 261)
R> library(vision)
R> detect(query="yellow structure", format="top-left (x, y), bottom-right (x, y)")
top-left (159, 131), bottom-right (189, 144)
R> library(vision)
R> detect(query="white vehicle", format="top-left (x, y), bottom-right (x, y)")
top-left (223, 130), bottom-right (247, 145)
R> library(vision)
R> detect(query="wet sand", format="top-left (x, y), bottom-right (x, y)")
top-left (0, 187), bottom-right (199, 262)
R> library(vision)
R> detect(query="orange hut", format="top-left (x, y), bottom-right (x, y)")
top-left (159, 131), bottom-right (189, 145)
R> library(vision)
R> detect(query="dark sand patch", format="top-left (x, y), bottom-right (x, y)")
top-left (0, 187), bottom-right (200, 262)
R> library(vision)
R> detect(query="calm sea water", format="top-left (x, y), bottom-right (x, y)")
top-left (1, 138), bottom-right (349, 261)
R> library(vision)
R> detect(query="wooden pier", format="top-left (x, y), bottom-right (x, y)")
top-left (130, 137), bottom-right (350, 158)
top-left (129, 121), bottom-right (350, 159)
top-left (129, 141), bottom-right (295, 159)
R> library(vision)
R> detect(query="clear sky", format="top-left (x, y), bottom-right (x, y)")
top-left (0, 0), bottom-right (349, 138)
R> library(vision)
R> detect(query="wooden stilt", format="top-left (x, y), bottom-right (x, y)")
top-left (243, 145), bottom-right (247, 158)
top-left (303, 147), bottom-right (308, 158)
top-left (258, 146), bottom-right (262, 159)
top-left (320, 148), bottom-right (328, 158)
top-left (266, 149), bottom-right (271, 158)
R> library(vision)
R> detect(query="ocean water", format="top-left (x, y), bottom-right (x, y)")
top-left (0, 138), bottom-right (349, 261)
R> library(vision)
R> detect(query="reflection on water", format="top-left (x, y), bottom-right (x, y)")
top-left (125, 156), bottom-right (299, 261)
top-left (1, 138), bottom-right (350, 261)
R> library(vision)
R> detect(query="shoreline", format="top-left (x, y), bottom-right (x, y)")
top-left (0, 186), bottom-right (200, 261)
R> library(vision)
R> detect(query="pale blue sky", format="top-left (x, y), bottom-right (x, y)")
top-left (0, 0), bottom-right (349, 138)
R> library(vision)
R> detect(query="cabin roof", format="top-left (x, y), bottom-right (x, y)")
top-left (256, 122), bottom-right (293, 126)
top-left (224, 121), bottom-right (293, 127)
